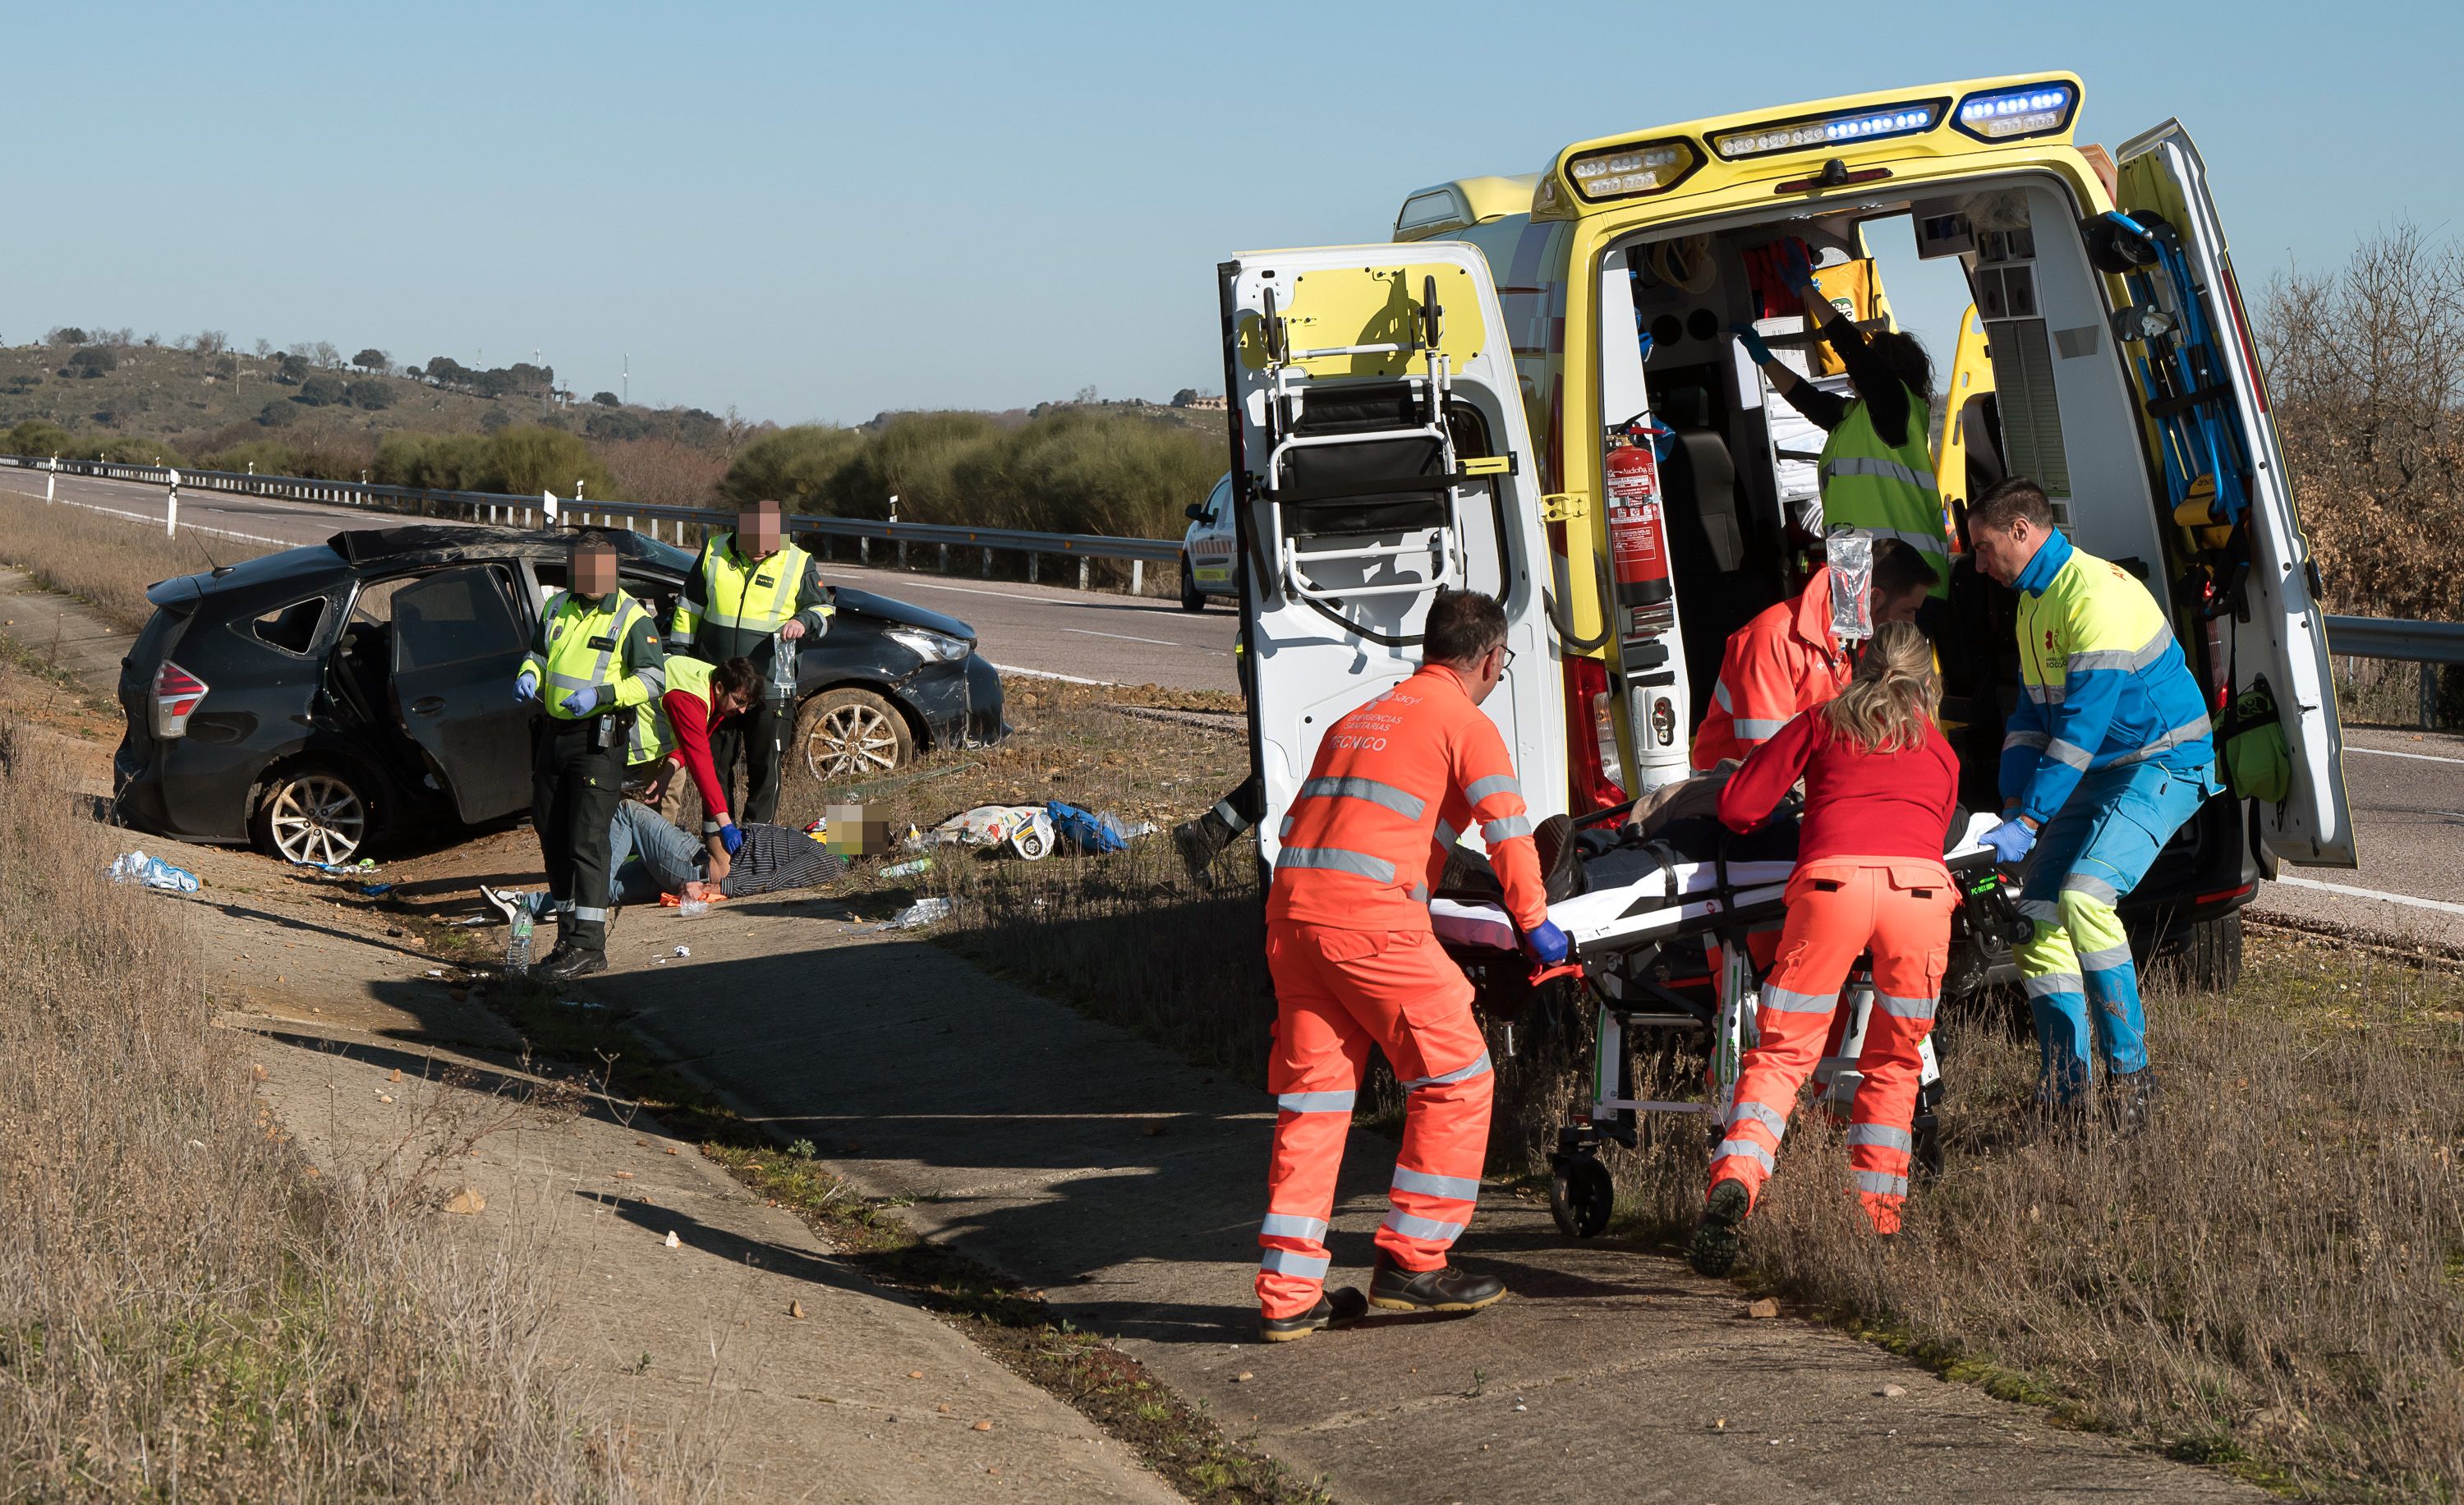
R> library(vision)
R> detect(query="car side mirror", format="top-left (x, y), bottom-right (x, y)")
top-left (1184, 504), bottom-right (1206, 522)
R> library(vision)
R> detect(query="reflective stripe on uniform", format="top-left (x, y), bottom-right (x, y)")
top-left (1277, 1089), bottom-right (1356, 1114)
top-left (1260, 1246), bottom-right (1330, 1279)
top-left (1275, 846), bottom-right (1398, 883)
top-left (697, 539), bottom-right (809, 633)
top-left (572, 905), bottom-right (609, 922)
top-left (2024, 682), bottom-right (2065, 706)
top-left (1464, 773), bottom-right (1520, 805)
top-left (2045, 739), bottom-right (2095, 770)
top-left (1299, 775), bottom-right (1427, 821)
top-left (1381, 1208), bottom-right (1465, 1242)
top-left (1847, 1123), bottom-right (1913, 1153)
top-left (2023, 971), bottom-right (2084, 999)
top-left (2068, 628), bottom-right (2173, 675)
top-left (1432, 819), bottom-right (1460, 851)
top-left (2005, 729), bottom-right (2051, 752)
top-left (1713, 679), bottom-right (1735, 712)
top-left (1392, 1166), bottom-right (1480, 1202)
top-left (1713, 1137), bottom-right (1777, 1174)
top-left (1728, 1100), bottom-right (1789, 1141)
top-left (1821, 454), bottom-right (1940, 495)
top-left (2080, 942), bottom-right (2134, 972)
top-left (2018, 897), bottom-right (2062, 925)
top-left (1759, 983), bottom-right (1836, 1015)
top-left (2063, 872), bottom-right (2122, 904)
top-left (1259, 1213), bottom-right (1328, 1242)
top-left (1483, 815), bottom-right (1532, 843)
top-left (2112, 714), bottom-right (2215, 766)
top-left (1873, 992), bottom-right (1937, 1020)
top-left (1402, 1052), bottom-right (1492, 1091)
top-left (1855, 1169), bottom-right (1909, 1198)
top-left (1733, 716), bottom-right (1788, 740)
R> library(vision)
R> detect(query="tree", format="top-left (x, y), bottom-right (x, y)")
top-left (297, 373), bottom-right (347, 407)
top-left (276, 352), bottom-right (310, 385)
top-left (212, 354), bottom-right (240, 378)
top-left (1170, 388), bottom-right (1199, 407)
top-left (257, 398), bottom-right (297, 427)
top-left (344, 378), bottom-right (393, 411)
top-left (67, 347), bottom-right (117, 379)
top-left (252, 338), bottom-right (274, 358)
top-left (352, 347), bottom-right (388, 373)
top-left (7, 419), bottom-right (74, 455)
top-left (592, 390), bottom-right (620, 407)
top-left (46, 326), bottom-right (88, 347)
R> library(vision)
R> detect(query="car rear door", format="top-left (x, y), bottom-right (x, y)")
top-left (1217, 242), bottom-right (1561, 865)
top-left (388, 565), bottom-right (535, 823)
top-left (2115, 120), bottom-right (2356, 867)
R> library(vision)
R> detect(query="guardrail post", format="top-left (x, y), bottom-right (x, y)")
top-left (1132, 559), bottom-right (1144, 594)
top-left (938, 541), bottom-right (949, 573)
top-left (898, 536), bottom-right (908, 568)
top-left (2422, 663), bottom-right (2438, 731)
top-left (165, 471), bottom-right (180, 537)
top-left (859, 536), bottom-right (870, 565)
top-left (982, 547), bottom-right (992, 578)
top-left (1078, 558), bottom-right (1089, 591)
top-left (1027, 553), bottom-right (1039, 584)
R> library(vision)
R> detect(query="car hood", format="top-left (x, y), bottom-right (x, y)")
top-left (832, 586), bottom-right (975, 644)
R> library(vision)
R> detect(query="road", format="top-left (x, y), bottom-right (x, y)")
top-left (4, 467), bottom-right (2453, 940)
top-left (0, 467), bottom-right (1242, 692)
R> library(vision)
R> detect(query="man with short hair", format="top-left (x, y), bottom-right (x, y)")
top-left (630, 653), bottom-right (766, 861)
top-left (1689, 538), bottom-right (1939, 769)
top-left (670, 498), bottom-right (833, 828)
top-left (1253, 587), bottom-right (1565, 1342)
top-left (1968, 477), bottom-right (2218, 1119)
top-left (516, 532), bottom-right (665, 979)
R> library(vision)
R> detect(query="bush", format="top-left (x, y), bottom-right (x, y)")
top-left (296, 373), bottom-right (346, 407)
top-left (344, 378), bottom-right (394, 411)
top-left (44, 326), bottom-right (88, 347)
top-left (275, 352), bottom-right (310, 384)
top-left (352, 347), bottom-right (388, 372)
top-left (6, 420), bottom-right (73, 457)
top-left (64, 435), bottom-right (185, 466)
top-left (372, 426), bottom-right (614, 498)
top-left (66, 347), bottom-right (116, 379)
top-left (256, 398), bottom-right (297, 427)
top-left (592, 390), bottom-right (619, 407)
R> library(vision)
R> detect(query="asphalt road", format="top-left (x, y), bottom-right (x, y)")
top-left (5, 467), bottom-right (2451, 938)
top-left (0, 467), bottom-right (1242, 691)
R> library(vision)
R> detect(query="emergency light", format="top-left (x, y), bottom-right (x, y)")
top-left (1708, 99), bottom-right (1945, 161)
top-left (1565, 138), bottom-right (1701, 203)
top-left (1951, 81), bottom-right (2078, 141)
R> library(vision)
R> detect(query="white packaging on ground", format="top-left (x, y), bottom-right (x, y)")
top-left (108, 849), bottom-right (200, 893)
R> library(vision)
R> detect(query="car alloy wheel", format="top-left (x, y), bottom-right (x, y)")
top-left (263, 771), bottom-right (368, 865)
top-left (799, 688), bottom-right (915, 781)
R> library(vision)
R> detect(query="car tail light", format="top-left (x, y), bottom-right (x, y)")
top-left (1563, 656), bottom-right (1629, 812)
top-left (152, 660), bottom-right (208, 738)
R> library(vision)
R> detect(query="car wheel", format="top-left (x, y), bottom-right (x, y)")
top-left (2180, 913), bottom-right (2244, 993)
top-left (1179, 557), bottom-right (1206, 611)
top-left (798, 688), bottom-right (915, 782)
top-left (251, 765), bottom-right (372, 866)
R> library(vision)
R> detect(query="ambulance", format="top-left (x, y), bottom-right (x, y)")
top-left (1214, 73), bottom-right (2352, 976)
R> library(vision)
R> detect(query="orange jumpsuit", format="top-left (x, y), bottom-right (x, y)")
top-left (1257, 665), bottom-right (1549, 1319)
top-left (1690, 568), bottom-right (1851, 770)
top-left (1704, 708), bottom-right (1958, 1234)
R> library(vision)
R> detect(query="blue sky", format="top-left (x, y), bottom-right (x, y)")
top-left (8, 2), bottom-right (2454, 426)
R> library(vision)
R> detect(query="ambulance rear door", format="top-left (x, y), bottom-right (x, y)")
top-left (2114, 120), bottom-right (2356, 866)
top-left (1216, 245), bottom-right (1564, 866)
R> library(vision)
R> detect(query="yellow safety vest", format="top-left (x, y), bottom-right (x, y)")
top-left (627, 654), bottom-right (715, 766)
top-left (1818, 385), bottom-right (1951, 598)
top-left (682, 536), bottom-right (811, 637)
top-left (531, 591), bottom-right (655, 721)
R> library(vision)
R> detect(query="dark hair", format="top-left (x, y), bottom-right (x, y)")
top-left (740, 496), bottom-right (783, 516)
top-left (1423, 587), bottom-right (1508, 666)
top-left (1871, 538), bottom-right (1940, 599)
top-left (1869, 329), bottom-right (1933, 403)
top-left (1970, 476), bottom-right (2055, 536)
top-left (572, 529), bottom-right (616, 555)
top-left (710, 656), bottom-right (762, 703)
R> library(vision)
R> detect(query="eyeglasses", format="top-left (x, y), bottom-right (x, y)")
top-left (1494, 645), bottom-right (1516, 674)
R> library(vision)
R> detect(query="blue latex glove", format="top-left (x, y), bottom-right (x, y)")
top-left (563, 684), bottom-right (603, 717)
top-left (1524, 919), bottom-right (1571, 966)
top-left (1781, 237), bottom-right (1817, 291)
top-left (719, 823), bottom-right (745, 857)
top-left (515, 669), bottom-right (540, 702)
top-left (1729, 322), bottom-right (1775, 366)
top-left (1982, 817), bottom-right (2038, 866)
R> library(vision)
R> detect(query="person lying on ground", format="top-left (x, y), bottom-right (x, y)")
top-left (484, 801), bottom-right (847, 919)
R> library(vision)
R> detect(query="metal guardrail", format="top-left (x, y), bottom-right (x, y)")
top-left (0, 454), bottom-right (1184, 593)
top-left (2326, 614), bottom-right (2464, 729)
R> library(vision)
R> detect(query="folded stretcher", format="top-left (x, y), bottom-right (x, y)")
top-left (1432, 804), bottom-right (2016, 1239)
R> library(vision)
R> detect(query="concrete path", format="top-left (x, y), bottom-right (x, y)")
top-left (595, 903), bottom-right (2264, 1503)
top-left (0, 565), bottom-right (135, 692)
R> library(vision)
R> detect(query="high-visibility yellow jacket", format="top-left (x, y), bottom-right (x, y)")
top-left (669, 533), bottom-right (832, 665)
top-left (1820, 387), bottom-right (1951, 598)
top-left (522, 589), bottom-right (664, 724)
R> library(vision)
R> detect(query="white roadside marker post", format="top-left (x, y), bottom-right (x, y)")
top-left (166, 467), bottom-right (181, 538)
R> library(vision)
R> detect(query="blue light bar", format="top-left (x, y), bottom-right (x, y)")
top-left (1708, 98), bottom-right (1947, 161)
top-left (1951, 81), bottom-right (2079, 142)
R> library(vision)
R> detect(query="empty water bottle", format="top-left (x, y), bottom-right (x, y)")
top-left (769, 631), bottom-right (800, 700)
top-left (505, 909), bottom-right (535, 972)
top-left (107, 849), bottom-right (200, 893)
top-left (678, 898), bottom-right (710, 918)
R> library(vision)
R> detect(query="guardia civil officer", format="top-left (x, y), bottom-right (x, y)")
top-left (517, 532), bottom-right (666, 980)
top-left (669, 497), bottom-right (833, 829)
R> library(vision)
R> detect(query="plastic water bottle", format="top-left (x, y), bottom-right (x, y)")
top-left (769, 631), bottom-right (800, 701)
top-left (506, 909), bottom-right (535, 972)
top-left (678, 898), bottom-right (710, 918)
top-left (880, 857), bottom-right (933, 880)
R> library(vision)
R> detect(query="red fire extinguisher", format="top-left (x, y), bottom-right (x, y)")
top-left (1605, 437), bottom-right (1672, 614)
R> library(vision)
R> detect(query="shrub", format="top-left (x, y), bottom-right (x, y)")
top-left (373, 426), bottom-right (614, 498)
top-left (596, 437), bottom-right (725, 509)
top-left (297, 373), bottom-right (347, 406)
top-left (256, 398), bottom-right (297, 427)
top-left (6, 420), bottom-right (73, 457)
top-left (67, 347), bottom-right (116, 379)
top-left (44, 325), bottom-right (88, 347)
top-left (352, 347), bottom-right (388, 372)
top-left (275, 352), bottom-right (310, 384)
top-left (592, 390), bottom-right (619, 407)
top-left (345, 378), bottom-right (394, 411)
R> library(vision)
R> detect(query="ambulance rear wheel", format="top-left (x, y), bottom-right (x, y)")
top-left (1550, 1154), bottom-right (1615, 1239)
top-left (1179, 556), bottom-right (1206, 611)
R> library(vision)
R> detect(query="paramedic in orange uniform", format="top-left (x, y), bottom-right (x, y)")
top-left (1254, 589), bottom-right (1568, 1342)
top-left (1687, 620), bottom-right (1960, 1276)
top-left (1689, 539), bottom-right (1938, 770)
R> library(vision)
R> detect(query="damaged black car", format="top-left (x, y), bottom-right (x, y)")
top-left (113, 526), bottom-right (1004, 863)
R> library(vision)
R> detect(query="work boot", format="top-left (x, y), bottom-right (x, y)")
top-left (1173, 809), bottom-right (1234, 887)
top-left (538, 945), bottom-right (606, 982)
top-left (1258, 1286), bottom-right (1368, 1343)
top-left (1368, 1254), bottom-right (1507, 1314)
top-left (1687, 1178), bottom-right (1752, 1277)
top-left (2103, 1070), bottom-right (2159, 1138)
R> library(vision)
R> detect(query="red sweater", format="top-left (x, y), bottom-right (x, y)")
top-left (1717, 707), bottom-right (1958, 869)
top-left (662, 687), bottom-right (733, 823)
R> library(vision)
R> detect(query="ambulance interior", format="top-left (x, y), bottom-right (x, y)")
top-left (1598, 173), bottom-right (2186, 816)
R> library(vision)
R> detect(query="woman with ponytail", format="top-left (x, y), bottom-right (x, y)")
top-left (1687, 621), bottom-right (1961, 1275)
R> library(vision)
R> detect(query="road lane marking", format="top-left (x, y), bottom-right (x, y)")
top-left (2270, 874), bottom-right (2464, 918)
top-left (986, 662), bottom-right (1115, 686)
top-left (1061, 627), bottom-right (1185, 647)
top-left (2347, 745), bottom-right (2464, 767)
top-left (2, 490), bottom-right (299, 549)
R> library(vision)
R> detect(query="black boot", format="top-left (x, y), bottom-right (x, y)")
top-left (1368, 1254), bottom-right (1506, 1314)
top-left (1258, 1286), bottom-right (1368, 1343)
top-left (538, 945), bottom-right (606, 981)
top-left (1687, 1177), bottom-right (1751, 1277)
top-left (1173, 809), bottom-right (1235, 886)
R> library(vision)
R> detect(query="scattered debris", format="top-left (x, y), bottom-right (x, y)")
top-left (1234, 1371), bottom-right (1254, 1383)
top-left (360, 881), bottom-right (394, 896)
top-left (376, 1093), bottom-right (393, 1104)
top-left (789, 1300), bottom-right (807, 1319)
top-left (664, 1231), bottom-right (681, 1249)
top-left (443, 1188), bottom-right (485, 1215)
top-left (1746, 1297), bottom-right (1781, 1319)
top-left (388, 1068), bottom-right (402, 1081)
top-left (972, 1420), bottom-right (994, 1433)
top-left (673, 945), bottom-right (691, 958)
top-left (106, 850), bottom-right (200, 893)
top-left (1878, 1383), bottom-right (1907, 1398)
top-left (883, 896), bottom-right (954, 930)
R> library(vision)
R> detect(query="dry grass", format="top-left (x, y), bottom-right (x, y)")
top-left (0, 495), bottom-right (276, 631)
top-left (0, 719), bottom-right (706, 1500)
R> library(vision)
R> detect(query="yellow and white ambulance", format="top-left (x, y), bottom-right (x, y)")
top-left (1216, 72), bottom-right (2352, 965)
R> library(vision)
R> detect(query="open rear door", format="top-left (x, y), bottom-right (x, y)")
top-left (1217, 244), bottom-right (1562, 867)
top-left (389, 565), bottom-right (536, 823)
top-left (2115, 121), bottom-right (2356, 866)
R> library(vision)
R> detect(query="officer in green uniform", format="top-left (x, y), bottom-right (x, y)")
top-left (669, 497), bottom-right (833, 828)
top-left (517, 532), bottom-right (666, 979)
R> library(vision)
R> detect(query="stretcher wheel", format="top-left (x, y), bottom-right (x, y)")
top-left (1550, 1154), bottom-right (1616, 1239)
top-left (1913, 1121), bottom-right (1945, 1185)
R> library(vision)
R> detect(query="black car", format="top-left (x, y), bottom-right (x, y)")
top-left (113, 526), bottom-right (1004, 864)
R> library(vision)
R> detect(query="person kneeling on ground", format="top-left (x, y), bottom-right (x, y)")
top-left (486, 802), bottom-right (848, 918)
top-left (1689, 620), bottom-right (1960, 1277)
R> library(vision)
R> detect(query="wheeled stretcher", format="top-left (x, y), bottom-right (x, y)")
top-left (1431, 803), bottom-right (2017, 1238)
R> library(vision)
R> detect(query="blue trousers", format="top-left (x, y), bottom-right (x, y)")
top-left (2014, 762), bottom-right (2212, 1102)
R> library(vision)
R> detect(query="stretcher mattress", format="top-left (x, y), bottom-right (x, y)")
top-left (1431, 812), bottom-right (2001, 954)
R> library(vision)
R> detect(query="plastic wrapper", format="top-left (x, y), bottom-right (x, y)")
top-left (1826, 526), bottom-right (1874, 643)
